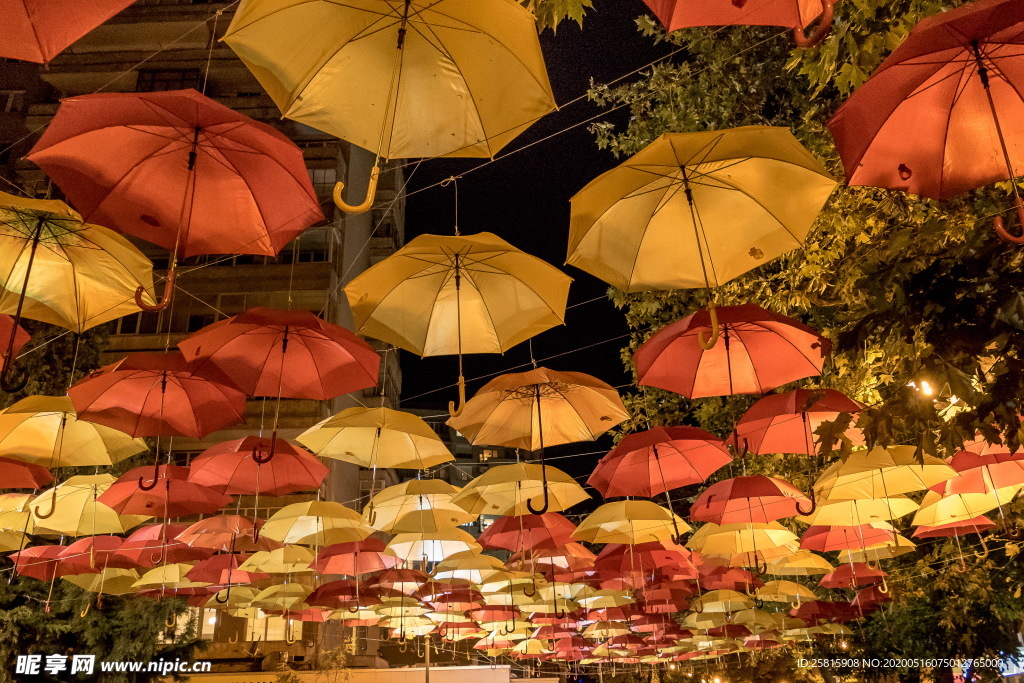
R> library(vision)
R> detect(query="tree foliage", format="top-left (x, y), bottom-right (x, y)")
top-left (526, 0), bottom-right (594, 31)
top-left (585, 1), bottom-right (1024, 680)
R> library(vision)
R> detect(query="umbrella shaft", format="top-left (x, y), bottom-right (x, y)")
top-left (972, 41), bottom-right (1019, 196)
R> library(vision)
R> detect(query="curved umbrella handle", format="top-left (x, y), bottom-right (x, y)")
top-left (347, 604), bottom-right (361, 614)
top-left (136, 266), bottom-right (176, 312)
top-left (792, 0), bottom-right (834, 48)
top-left (526, 484), bottom-right (550, 516)
top-left (975, 534), bottom-right (990, 559)
top-left (34, 488), bottom-right (58, 519)
top-left (138, 463), bottom-right (162, 491)
top-left (285, 621), bottom-right (298, 646)
top-left (80, 602), bottom-right (91, 618)
top-left (448, 374), bottom-right (467, 418)
top-left (251, 434), bottom-right (277, 465)
top-left (228, 632), bottom-right (239, 644)
top-left (993, 197), bottom-right (1024, 244)
top-left (877, 576), bottom-right (889, 594)
top-left (1006, 524), bottom-right (1022, 539)
top-left (333, 165), bottom-right (380, 215)
top-left (696, 303), bottom-right (720, 350)
top-left (215, 585), bottom-right (232, 604)
top-left (166, 612), bottom-right (178, 628)
top-left (795, 488), bottom-right (817, 516)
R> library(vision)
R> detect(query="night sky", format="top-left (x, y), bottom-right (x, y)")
top-left (399, 0), bottom-right (670, 416)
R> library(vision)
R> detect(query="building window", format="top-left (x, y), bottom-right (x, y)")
top-left (0, 90), bottom-right (25, 114)
top-left (479, 448), bottom-right (500, 462)
top-left (136, 69), bottom-right (203, 92)
top-left (308, 167), bottom-right (337, 200)
top-left (114, 311), bottom-right (161, 335)
top-left (187, 313), bottom-right (216, 332)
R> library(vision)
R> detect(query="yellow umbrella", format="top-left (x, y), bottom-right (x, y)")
top-left (64, 568), bottom-right (140, 596)
top-left (838, 535), bottom-right (917, 563)
top-left (344, 233), bottom-right (571, 415)
top-left (433, 551), bottom-right (504, 584)
top-left (30, 474), bottom-right (150, 536)
top-left (363, 479), bottom-right (475, 533)
top-left (813, 446), bottom-right (957, 499)
top-left (0, 193), bottom-right (155, 388)
top-left (261, 500), bottom-right (371, 546)
top-left (451, 463), bottom-right (589, 516)
top-left (681, 611), bottom-right (729, 631)
top-left (224, 1), bottom-right (556, 212)
top-left (572, 500), bottom-right (691, 545)
top-left (239, 546), bottom-right (316, 574)
top-left (732, 608), bottom-right (778, 633)
top-left (385, 528), bottom-right (481, 563)
top-left (911, 486), bottom-right (1020, 526)
top-left (575, 589), bottom-right (634, 609)
top-left (250, 583), bottom-right (311, 611)
top-left (755, 581), bottom-right (818, 604)
top-left (691, 589), bottom-right (754, 613)
top-left (764, 550), bottom-right (835, 577)
top-left (448, 367), bottom-right (626, 513)
top-left (567, 127), bottom-right (835, 346)
top-left (374, 596), bottom-right (430, 619)
top-left (0, 530), bottom-right (28, 551)
top-left (0, 493), bottom-right (31, 512)
top-left (687, 522), bottom-right (799, 557)
top-left (0, 395), bottom-right (146, 467)
top-left (799, 495), bottom-right (919, 526)
top-left (133, 563), bottom-right (209, 590)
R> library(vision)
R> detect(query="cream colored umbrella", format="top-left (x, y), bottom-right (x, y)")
top-left (0, 395), bottom-right (146, 467)
top-left (687, 522), bottom-right (799, 557)
top-left (261, 501), bottom-right (371, 546)
top-left (575, 589), bottom-right (634, 609)
top-left (838, 535), bottom-right (917, 563)
top-left (251, 583), bottom-right (312, 612)
top-left (732, 608), bottom-right (778, 633)
top-left (239, 546), bottom-right (316, 574)
top-left (0, 530), bottom-right (28, 551)
top-left (813, 446), bottom-right (958, 499)
top-left (755, 580), bottom-right (818, 604)
top-left (133, 563), bottom-right (210, 591)
top-left (798, 495), bottom-right (919, 526)
top-left (364, 479), bottom-right (475, 533)
top-left (692, 589), bottom-right (754, 613)
top-left (30, 474), bottom-right (150, 536)
top-left (911, 486), bottom-right (1020, 527)
top-left (451, 463), bottom-right (589, 516)
top-left (64, 568), bottom-right (140, 596)
top-left (573, 500), bottom-right (691, 545)
top-left (224, 0), bottom-right (556, 213)
top-left (764, 551), bottom-right (835, 577)
top-left (385, 528), bottom-right (481, 563)
top-left (433, 551), bottom-right (504, 583)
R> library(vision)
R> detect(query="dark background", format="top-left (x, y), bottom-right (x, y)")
top-left (399, 0), bottom-right (669, 414)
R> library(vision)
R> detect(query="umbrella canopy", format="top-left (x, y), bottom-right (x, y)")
top-left (594, 541), bottom-right (698, 578)
top-left (98, 465), bottom-right (232, 518)
top-left (385, 528), bottom-right (481, 563)
top-left (452, 463), bottom-right (589, 517)
top-left (68, 352), bottom-right (247, 438)
top-left (187, 437), bottom-right (329, 497)
top-left (364, 480), bottom-right (475, 533)
top-left (0, 395), bottom-right (146, 467)
top-left (223, 0), bottom-right (556, 160)
top-left (179, 308), bottom-right (380, 400)
top-left (261, 501), bottom-right (370, 546)
top-left (0, 456), bottom-right (52, 489)
top-left (828, 0), bottom-right (1024, 200)
top-left (2, 0), bottom-right (135, 62)
top-left (911, 486), bottom-right (1019, 527)
top-left (311, 539), bottom-right (399, 576)
top-left (239, 546), bottom-right (316, 575)
top-left (634, 305), bottom-right (831, 398)
top-left (56, 535), bottom-right (124, 576)
top-left (63, 567), bottom-right (139, 596)
top-left (690, 476), bottom-right (813, 524)
top-left (567, 127), bottom-right (835, 294)
top-left (588, 426), bottom-right (731, 498)
top-left (691, 589), bottom-right (754, 613)
top-left (799, 495), bottom-right (920, 525)
top-left (573, 501), bottom-right (691, 545)
top-left (948, 450), bottom-right (1024, 491)
top-left (818, 562), bottom-right (886, 589)
top-left (9, 544), bottom-right (64, 580)
top-left (687, 522), bottom-right (799, 557)
top-left (297, 406), bottom-right (453, 470)
top-left (110, 523), bottom-right (212, 569)
top-left (27, 89), bottom-right (322, 259)
top-left (755, 580), bottom-right (818, 604)
top-left (800, 522), bottom-right (899, 552)
top-left (642, 0), bottom-right (834, 38)
top-left (913, 515), bottom-right (998, 539)
top-left (764, 551), bottom-right (835, 577)
top-left (478, 513), bottom-right (577, 552)
top-left (176, 515), bottom-right (265, 552)
top-left (732, 389), bottom-right (865, 455)
top-left (30, 474), bottom-right (150, 537)
top-left (813, 446), bottom-right (958, 499)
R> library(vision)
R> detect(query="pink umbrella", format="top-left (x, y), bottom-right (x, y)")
top-left (731, 388), bottom-right (865, 455)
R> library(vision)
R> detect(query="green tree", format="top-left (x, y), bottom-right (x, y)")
top-left (585, 2), bottom-right (1024, 680)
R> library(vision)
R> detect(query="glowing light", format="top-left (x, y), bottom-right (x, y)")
top-left (840, 640), bottom-right (848, 649)
top-left (206, 616), bottom-right (216, 625)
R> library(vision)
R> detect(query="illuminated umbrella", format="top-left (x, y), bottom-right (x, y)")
top-left (764, 550), bottom-right (834, 577)
top-left (944, 450), bottom-right (1024, 530)
top-left (239, 546), bottom-right (316, 575)
top-left (755, 580), bottom-right (817, 605)
top-left (827, 0), bottom-right (1024, 241)
top-left (98, 465), bottom-right (231, 518)
top-left (63, 567), bottom-right (139, 597)
top-left (567, 127), bottom-right (835, 345)
top-left (478, 513), bottom-right (577, 552)
top-left (911, 485), bottom-right (1018, 527)
top-left (448, 367), bottom-right (626, 513)
top-left (344, 233), bottom-right (571, 415)
top-left (30, 474), bottom-right (150, 536)
top-left (363, 479), bottom-right (475, 533)
top-left (813, 446), bottom-right (957, 500)
top-left (687, 522), bottom-right (799, 568)
top-left (640, 0), bottom-right (836, 46)
top-left (732, 389), bottom-right (865, 456)
top-left (0, 395), bottom-right (146, 468)
top-left (310, 539), bottom-right (399, 576)
top-left (837, 534), bottom-right (916, 563)
top-left (699, 565), bottom-right (761, 592)
top-left (10, 544), bottom-right (64, 580)
top-left (55, 536), bottom-right (123, 576)
top-left (0, 530), bottom-right (28, 552)
top-left (0, 192), bottom-right (155, 389)
top-left (0, 457), bottom-right (51, 490)
top-left (223, 0), bottom-right (556, 212)
top-left (385, 528), bottom-right (481, 563)
top-left (186, 436), bottom-right (329, 497)
top-left (800, 522), bottom-right (899, 552)
top-left (176, 515), bottom-right (268, 552)
top-left (451, 463), bottom-right (589, 517)
top-left (799, 495), bottom-right (919, 526)
top-left (433, 552), bottom-right (505, 584)
top-left (690, 475), bottom-right (813, 523)
top-left (818, 562), bottom-right (886, 589)
top-left (251, 583), bottom-right (312, 612)
top-left (692, 589), bottom-right (754, 613)
top-left (261, 501), bottom-right (370, 546)
top-left (1, 0), bottom-right (135, 62)
top-left (594, 541), bottom-right (698, 578)
top-left (365, 568), bottom-right (429, 596)
top-left (109, 523), bottom-right (212, 569)
top-left (573, 501), bottom-right (691, 545)
top-left (634, 305), bottom-right (830, 398)
top-left (27, 89), bottom-right (323, 310)
top-left (913, 515), bottom-right (998, 539)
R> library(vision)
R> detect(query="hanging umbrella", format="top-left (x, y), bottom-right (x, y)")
top-left (239, 546), bottom-right (316, 575)
top-left (9, 544), bottom-right (64, 581)
top-left (310, 539), bottom-right (399, 576)
top-left (185, 553), bottom-right (268, 585)
top-left (799, 522), bottom-right (899, 552)
top-left (827, 0), bottom-right (1024, 241)
top-left (634, 304), bottom-right (830, 398)
top-left (799, 495), bottom-right (920, 526)
top-left (223, 0), bottom-right (556, 212)
top-left (30, 474), bottom-right (150, 536)
top-left (432, 552), bottom-right (505, 584)
top-left (1, 0), bottom-right (135, 63)
top-left (755, 580), bottom-right (818, 605)
top-left (698, 565), bottom-right (762, 592)
top-left (837, 534), bottom-right (916, 564)
top-left (175, 515), bottom-right (266, 552)
top-left (478, 513), bottom-right (577, 552)
top-left (63, 567), bottom-right (140, 597)
top-left (813, 446), bottom-right (958, 500)
top-left (97, 465), bottom-right (231, 518)
top-left (109, 523), bottom-right (212, 569)
top-left (567, 127), bottom-right (835, 345)
top-left (0, 395), bottom-right (146, 468)
top-left (0, 457), bottom-right (52, 490)
top-left (574, 501), bottom-right (691, 545)
top-left (594, 541), bottom-right (698, 579)
top-left (186, 437), bottom-right (329, 497)
top-left (385, 528), bottom-right (481, 563)
top-left (344, 233), bottom-right (571, 414)
top-left (55, 536), bottom-right (124, 576)
top-left (948, 449), bottom-right (1024, 496)
top-left (260, 501), bottom-right (370, 546)
top-left (363, 479), bottom-right (475, 533)
top-left (911, 483), bottom-right (1019, 527)
top-left (818, 562), bottom-right (886, 589)
top-left (640, 0), bottom-right (836, 46)
top-left (732, 389), bottom-right (865, 455)
top-left (763, 551), bottom-right (835, 577)
top-left (448, 367), bottom-right (626, 514)
top-left (0, 315), bottom-right (29, 367)
top-left (690, 475), bottom-right (814, 523)
top-left (0, 192), bottom-right (156, 389)
top-left (687, 522), bottom-right (799, 568)
top-left (451, 463), bottom-right (589, 517)
top-left (913, 515), bottom-right (998, 539)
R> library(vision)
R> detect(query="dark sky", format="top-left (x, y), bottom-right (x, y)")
top-left (399, 0), bottom-right (668, 410)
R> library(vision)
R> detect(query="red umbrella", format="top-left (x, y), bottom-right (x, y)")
top-left (98, 465), bottom-right (231, 518)
top-left (176, 515), bottom-right (278, 553)
top-left (800, 523), bottom-right (898, 552)
top-left (68, 352), bottom-right (246, 439)
top-left (641, 0), bottom-right (835, 46)
top-left (306, 580), bottom-right (382, 610)
top-left (187, 437), bottom-right (330, 496)
top-left (697, 564), bottom-right (762, 591)
top-left (818, 562), bottom-right (886, 589)
top-left (185, 553), bottom-right (268, 585)
top-left (363, 568), bottom-right (429, 596)
top-left (27, 89), bottom-right (323, 309)
top-left (1, 0), bottom-right (135, 63)
top-left (595, 541), bottom-right (698, 578)
top-left (179, 308), bottom-right (380, 401)
top-left (0, 456), bottom-right (52, 489)
top-left (588, 426), bottom-right (732, 497)
top-left (949, 450), bottom-right (1024, 490)
top-left (913, 515), bottom-right (997, 539)
top-left (827, 0), bottom-right (1024, 240)
top-left (9, 544), bottom-right (64, 581)
top-left (55, 536), bottom-right (123, 576)
top-left (310, 538), bottom-right (399, 576)
top-left (691, 475), bottom-right (813, 524)
top-left (633, 304), bottom-right (830, 398)
top-left (478, 513), bottom-right (577, 552)
top-left (731, 388), bottom-right (865, 456)
top-left (108, 523), bottom-right (212, 569)
top-left (0, 314), bottom-right (30, 364)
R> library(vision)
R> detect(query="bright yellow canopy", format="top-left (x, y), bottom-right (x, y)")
top-left (30, 474), bottom-right (150, 537)
top-left (566, 127), bottom-right (836, 293)
top-left (799, 495), bottom-right (920, 525)
top-left (0, 395), bottom-right (146, 467)
top-left (687, 522), bottom-right (798, 556)
top-left (813, 446), bottom-right (957, 499)
top-left (451, 463), bottom-right (589, 516)
top-left (261, 500), bottom-right (371, 546)
top-left (691, 589), bottom-right (754, 613)
top-left (572, 500), bottom-right (691, 545)
top-left (64, 568), bottom-right (140, 596)
top-left (0, 192), bottom-right (155, 332)
top-left (364, 479), bottom-right (475, 533)
top-left (911, 487), bottom-right (1020, 527)
top-left (385, 528), bottom-right (481, 563)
